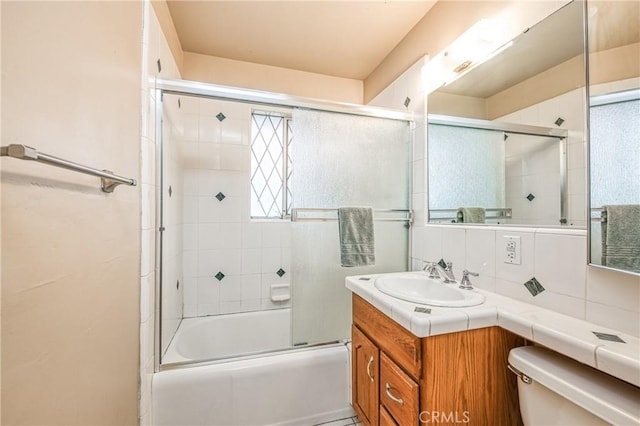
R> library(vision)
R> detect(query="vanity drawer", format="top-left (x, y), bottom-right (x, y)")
top-left (353, 295), bottom-right (421, 379)
top-left (380, 352), bottom-right (419, 426)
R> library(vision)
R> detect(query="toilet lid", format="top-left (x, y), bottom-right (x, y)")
top-left (508, 346), bottom-right (640, 425)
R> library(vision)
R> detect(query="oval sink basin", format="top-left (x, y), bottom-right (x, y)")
top-left (374, 273), bottom-right (485, 307)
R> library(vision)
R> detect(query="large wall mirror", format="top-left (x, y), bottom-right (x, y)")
top-left (426, 1), bottom-right (587, 228)
top-left (587, 1), bottom-right (640, 275)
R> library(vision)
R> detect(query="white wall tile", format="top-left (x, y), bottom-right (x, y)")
top-left (587, 302), bottom-right (640, 342)
top-left (441, 227), bottom-right (466, 272)
top-left (241, 249), bottom-right (262, 275)
top-left (183, 224), bottom-right (198, 251)
top-left (534, 233), bottom-right (586, 298)
top-left (412, 159), bottom-right (425, 194)
top-left (198, 276), bottom-right (220, 307)
top-left (261, 248), bottom-right (282, 274)
top-left (423, 226), bottom-right (443, 262)
top-left (242, 222), bottom-right (262, 248)
top-left (220, 276), bottom-right (242, 302)
top-left (220, 301), bottom-right (242, 314)
top-left (198, 196), bottom-right (220, 223)
top-left (495, 278), bottom-right (535, 304)
top-left (183, 251), bottom-right (198, 278)
top-left (262, 223), bottom-right (283, 247)
top-left (534, 291), bottom-right (586, 319)
top-left (241, 299), bottom-right (262, 312)
top-left (221, 119), bottom-right (245, 144)
top-left (465, 229), bottom-right (496, 278)
top-left (218, 222), bottom-right (242, 248)
top-left (198, 115), bottom-right (221, 143)
top-left (241, 274), bottom-right (262, 300)
top-left (183, 277), bottom-right (198, 307)
top-left (197, 223), bottom-right (220, 251)
top-left (586, 266), bottom-right (640, 312)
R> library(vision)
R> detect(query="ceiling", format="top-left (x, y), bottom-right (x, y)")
top-left (166, 0), bottom-right (436, 80)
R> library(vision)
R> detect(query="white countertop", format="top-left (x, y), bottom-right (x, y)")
top-left (346, 271), bottom-right (640, 388)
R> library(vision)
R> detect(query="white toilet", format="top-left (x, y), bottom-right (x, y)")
top-left (508, 346), bottom-right (640, 425)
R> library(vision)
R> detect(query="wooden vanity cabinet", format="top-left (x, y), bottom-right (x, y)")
top-left (352, 295), bottom-right (524, 426)
top-left (352, 325), bottom-right (379, 426)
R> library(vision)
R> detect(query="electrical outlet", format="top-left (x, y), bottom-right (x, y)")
top-left (503, 235), bottom-right (521, 265)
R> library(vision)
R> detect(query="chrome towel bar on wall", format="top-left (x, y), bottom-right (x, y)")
top-left (0, 144), bottom-right (137, 193)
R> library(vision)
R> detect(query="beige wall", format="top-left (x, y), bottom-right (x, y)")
top-left (1, 2), bottom-right (141, 424)
top-left (364, 0), bottom-right (568, 104)
top-left (183, 52), bottom-right (364, 104)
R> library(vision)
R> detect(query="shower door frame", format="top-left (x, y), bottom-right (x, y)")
top-left (153, 78), bottom-right (416, 372)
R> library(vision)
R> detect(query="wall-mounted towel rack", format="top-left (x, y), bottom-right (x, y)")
top-left (428, 208), bottom-right (512, 222)
top-left (291, 208), bottom-right (412, 223)
top-left (1, 144), bottom-right (137, 193)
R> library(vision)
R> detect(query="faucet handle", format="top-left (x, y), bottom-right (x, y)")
top-left (459, 270), bottom-right (479, 290)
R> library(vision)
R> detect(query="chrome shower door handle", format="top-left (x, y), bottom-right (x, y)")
top-left (366, 356), bottom-right (375, 382)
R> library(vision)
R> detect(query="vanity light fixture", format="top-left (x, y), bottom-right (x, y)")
top-left (422, 17), bottom-right (512, 94)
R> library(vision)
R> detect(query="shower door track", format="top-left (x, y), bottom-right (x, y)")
top-left (156, 78), bottom-right (415, 121)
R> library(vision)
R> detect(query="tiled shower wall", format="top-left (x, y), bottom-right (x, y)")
top-left (174, 96), bottom-right (292, 318)
top-left (139, 2), bottom-right (181, 424)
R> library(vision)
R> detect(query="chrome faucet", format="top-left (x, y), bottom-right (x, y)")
top-left (423, 260), bottom-right (457, 283)
top-left (459, 270), bottom-right (479, 290)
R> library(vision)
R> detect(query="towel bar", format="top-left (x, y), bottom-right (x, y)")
top-left (291, 208), bottom-right (412, 223)
top-left (1, 144), bottom-right (137, 193)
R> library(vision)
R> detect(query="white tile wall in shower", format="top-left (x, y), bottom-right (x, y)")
top-left (179, 97), bottom-right (293, 318)
top-left (140, 2), bottom-right (183, 424)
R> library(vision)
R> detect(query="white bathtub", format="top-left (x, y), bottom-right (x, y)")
top-left (153, 344), bottom-right (354, 425)
top-left (154, 309), bottom-right (354, 425)
top-left (162, 309), bottom-right (292, 364)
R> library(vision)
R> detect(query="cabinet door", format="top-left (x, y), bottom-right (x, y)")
top-left (352, 326), bottom-right (379, 426)
top-left (380, 352), bottom-right (419, 426)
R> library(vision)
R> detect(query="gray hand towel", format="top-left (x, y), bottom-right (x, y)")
top-left (456, 207), bottom-right (486, 223)
top-left (601, 204), bottom-right (640, 272)
top-left (338, 207), bottom-right (375, 267)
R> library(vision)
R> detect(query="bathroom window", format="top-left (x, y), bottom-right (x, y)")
top-left (250, 111), bottom-right (293, 219)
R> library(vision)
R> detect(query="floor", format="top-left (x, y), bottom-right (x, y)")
top-left (314, 416), bottom-right (362, 426)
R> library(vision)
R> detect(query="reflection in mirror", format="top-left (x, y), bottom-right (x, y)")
top-left (587, 1), bottom-right (640, 275)
top-left (428, 117), bottom-right (568, 226)
top-left (426, 1), bottom-right (587, 228)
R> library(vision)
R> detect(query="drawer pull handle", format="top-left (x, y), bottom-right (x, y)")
top-left (366, 356), bottom-right (375, 382)
top-left (385, 383), bottom-right (404, 406)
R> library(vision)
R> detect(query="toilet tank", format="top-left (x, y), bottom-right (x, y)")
top-left (508, 346), bottom-right (640, 426)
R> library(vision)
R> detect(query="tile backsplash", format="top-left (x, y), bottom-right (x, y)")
top-left (412, 225), bottom-right (640, 337)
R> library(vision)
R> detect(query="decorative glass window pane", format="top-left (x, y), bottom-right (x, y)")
top-left (250, 111), bottom-right (292, 218)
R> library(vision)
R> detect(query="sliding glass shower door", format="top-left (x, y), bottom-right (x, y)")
top-left (290, 109), bottom-right (412, 346)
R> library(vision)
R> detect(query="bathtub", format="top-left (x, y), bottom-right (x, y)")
top-left (162, 309), bottom-right (292, 364)
top-left (153, 309), bottom-right (355, 425)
